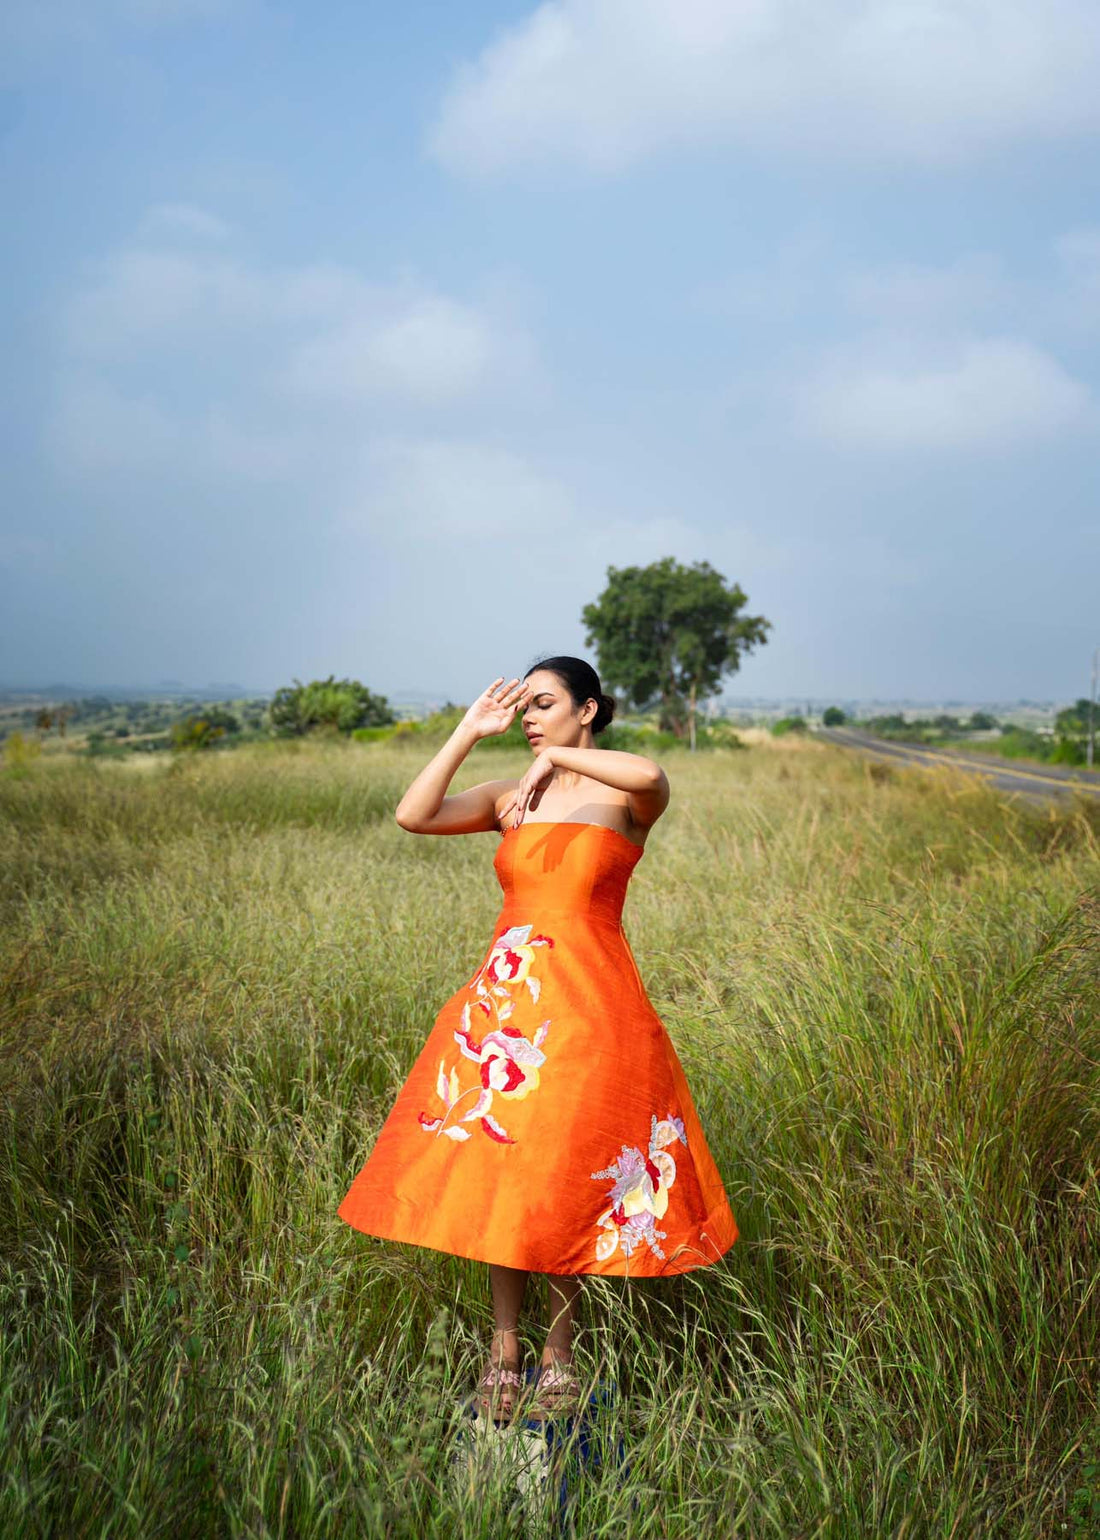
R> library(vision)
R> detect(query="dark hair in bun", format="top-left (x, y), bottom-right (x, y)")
top-left (523, 655), bottom-right (616, 737)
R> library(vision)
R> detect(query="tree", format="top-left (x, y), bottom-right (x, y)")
top-left (269, 675), bottom-right (396, 737)
top-left (1054, 699), bottom-right (1092, 738)
top-left (822, 706), bottom-right (847, 726)
top-left (1052, 698), bottom-right (1094, 766)
top-left (170, 707), bottom-right (241, 751)
top-left (581, 558), bottom-right (771, 746)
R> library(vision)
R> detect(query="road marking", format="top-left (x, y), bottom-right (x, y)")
top-left (821, 731), bottom-right (1099, 799)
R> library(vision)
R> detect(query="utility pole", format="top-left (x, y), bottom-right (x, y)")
top-left (1089, 646), bottom-right (1098, 770)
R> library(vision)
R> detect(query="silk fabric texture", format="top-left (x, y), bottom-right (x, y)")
top-left (338, 820), bottom-right (738, 1277)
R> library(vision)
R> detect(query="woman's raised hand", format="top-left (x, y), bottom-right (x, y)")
top-left (461, 676), bottom-right (531, 740)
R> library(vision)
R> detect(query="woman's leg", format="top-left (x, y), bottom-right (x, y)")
top-left (488, 1263), bottom-right (528, 1368)
top-left (542, 1274), bottom-right (582, 1367)
top-left (478, 1264), bottom-right (529, 1417)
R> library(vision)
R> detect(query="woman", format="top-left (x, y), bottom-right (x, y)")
top-left (337, 656), bottom-right (738, 1421)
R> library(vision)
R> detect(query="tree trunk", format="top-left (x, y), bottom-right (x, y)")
top-left (659, 699), bottom-right (687, 736)
top-left (688, 680), bottom-right (697, 752)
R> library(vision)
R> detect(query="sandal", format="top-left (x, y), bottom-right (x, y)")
top-left (529, 1359), bottom-right (581, 1418)
top-left (476, 1362), bottom-right (523, 1422)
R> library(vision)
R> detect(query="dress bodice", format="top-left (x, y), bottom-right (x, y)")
top-left (492, 820), bottom-right (644, 931)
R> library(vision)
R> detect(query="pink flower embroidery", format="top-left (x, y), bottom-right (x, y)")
top-left (419, 923), bottom-right (552, 1144)
top-left (591, 1115), bottom-right (688, 1262)
top-left (476, 1025), bottom-right (546, 1098)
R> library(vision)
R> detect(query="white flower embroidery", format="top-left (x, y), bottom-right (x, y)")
top-left (591, 1115), bottom-right (688, 1262)
top-left (418, 923), bottom-right (554, 1144)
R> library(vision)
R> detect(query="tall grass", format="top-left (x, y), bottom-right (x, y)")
top-left (1, 740), bottom-right (1098, 1536)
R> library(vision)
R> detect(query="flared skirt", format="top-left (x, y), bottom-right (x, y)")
top-left (337, 909), bottom-right (738, 1276)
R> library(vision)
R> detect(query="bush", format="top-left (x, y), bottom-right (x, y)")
top-left (169, 709), bottom-right (240, 752)
top-left (699, 722), bottom-right (748, 750)
top-left (271, 676), bottom-right (395, 737)
top-left (84, 731), bottom-right (126, 760)
top-left (964, 723), bottom-right (1093, 769)
top-left (351, 708), bottom-right (468, 748)
top-left (2, 731), bottom-right (42, 769)
top-left (351, 726), bottom-right (402, 744)
top-left (771, 715), bottom-right (808, 736)
top-left (1051, 736), bottom-right (1086, 766)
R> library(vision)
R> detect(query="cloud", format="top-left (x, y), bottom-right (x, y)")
top-left (42, 200), bottom-right (571, 646)
top-left (1053, 228), bottom-right (1100, 331)
top-left (429, 0), bottom-right (1100, 177)
top-left (49, 375), bottom-right (185, 473)
top-left (285, 294), bottom-right (504, 409)
top-left (52, 208), bottom-right (540, 485)
top-left (798, 336), bottom-right (1094, 450)
top-left (699, 231), bottom-right (1100, 355)
top-left (573, 513), bottom-right (704, 570)
top-left (695, 236), bottom-right (1100, 451)
top-left (137, 202), bottom-right (232, 241)
top-left (842, 256), bottom-right (1014, 329)
top-left (340, 439), bottom-right (711, 577)
top-left (351, 439), bottom-right (576, 541)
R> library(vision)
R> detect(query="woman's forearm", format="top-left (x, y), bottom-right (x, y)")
top-left (549, 745), bottom-right (663, 792)
top-left (395, 723), bottom-right (481, 824)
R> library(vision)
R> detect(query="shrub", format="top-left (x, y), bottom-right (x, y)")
top-left (270, 676), bottom-right (396, 737)
top-left (2, 731), bottom-right (42, 768)
top-left (771, 715), bottom-right (808, 736)
top-left (169, 709), bottom-right (240, 752)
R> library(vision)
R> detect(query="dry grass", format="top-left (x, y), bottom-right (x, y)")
top-left (0, 738), bottom-right (1098, 1537)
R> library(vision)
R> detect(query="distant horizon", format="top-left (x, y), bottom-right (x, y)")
top-left (0, 679), bottom-right (1084, 713)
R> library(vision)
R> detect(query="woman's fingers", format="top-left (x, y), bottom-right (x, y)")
top-left (493, 687), bottom-right (524, 719)
top-left (485, 676), bottom-right (520, 704)
top-left (489, 677), bottom-right (527, 710)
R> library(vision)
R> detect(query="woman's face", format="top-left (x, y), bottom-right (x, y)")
top-left (520, 670), bottom-right (595, 751)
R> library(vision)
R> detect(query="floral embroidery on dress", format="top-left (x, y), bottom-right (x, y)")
top-left (591, 1114), bottom-right (688, 1262)
top-left (418, 923), bottom-right (554, 1145)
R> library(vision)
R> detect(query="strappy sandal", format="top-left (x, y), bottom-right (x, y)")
top-left (529, 1359), bottom-right (581, 1418)
top-left (476, 1362), bottom-right (523, 1422)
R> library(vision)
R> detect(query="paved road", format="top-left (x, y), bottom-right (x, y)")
top-left (814, 726), bottom-right (1100, 806)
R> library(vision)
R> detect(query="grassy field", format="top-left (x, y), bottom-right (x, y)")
top-left (1, 738), bottom-right (1098, 1538)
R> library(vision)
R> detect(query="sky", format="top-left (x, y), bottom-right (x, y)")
top-left (1, 0), bottom-right (1098, 704)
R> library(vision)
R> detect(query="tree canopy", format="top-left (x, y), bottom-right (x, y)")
top-left (1055, 699), bottom-right (1095, 739)
top-left (270, 676), bottom-right (396, 737)
top-left (581, 557), bottom-right (771, 739)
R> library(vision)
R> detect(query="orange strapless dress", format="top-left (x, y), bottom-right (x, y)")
top-left (337, 821), bottom-right (738, 1276)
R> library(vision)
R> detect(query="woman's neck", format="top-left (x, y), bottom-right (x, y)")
top-left (550, 737), bottom-right (595, 792)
